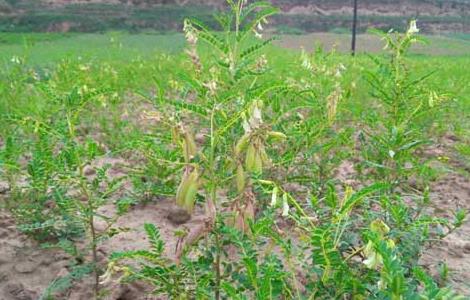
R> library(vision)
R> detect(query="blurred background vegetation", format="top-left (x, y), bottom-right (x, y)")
top-left (0, 0), bottom-right (469, 34)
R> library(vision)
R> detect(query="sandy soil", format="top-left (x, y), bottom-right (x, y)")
top-left (0, 211), bottom-right (70, 300)
top-left (418, 136), bottom-right (470, 296)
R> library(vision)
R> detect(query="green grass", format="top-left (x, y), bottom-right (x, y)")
top-left (1, 31), bottom-right (469, 66)
top-left (0, 32), bottom-right (186, 65)
top-left (0, 32), bottom-right (468, 136)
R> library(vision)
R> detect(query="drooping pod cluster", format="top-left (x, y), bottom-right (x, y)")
top-left (173, 124), bottom-right (200, 214)
top-left (244, 137), bottom-right (268, 174)
top-left (234, 100), bottom-right (286, 181)
top-left (230, 188), bottom-right (256, 234)
top-left (175, 166), bottom-right (199, 214)
top-left (230, 100), bottom-right (286, 232)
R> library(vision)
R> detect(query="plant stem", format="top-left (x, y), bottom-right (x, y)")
top-left (214, 230), bottom-right (221, 300)
top-left (89, 206), bottom-right (99, 298)
top-left (67, 111), bottom-right (100, 297)
top-left (207, 98), bottom-right (220, 300)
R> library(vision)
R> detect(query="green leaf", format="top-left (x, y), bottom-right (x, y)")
top-left (144, 223), bottom-right (164, 254)
top-left (337, 182), bottom-right (390, 219)
top-left (240, 37), bottom-right (276, 60)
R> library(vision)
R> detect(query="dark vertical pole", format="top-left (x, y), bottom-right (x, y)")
top-left (351, 0), bottom-right (358, 56)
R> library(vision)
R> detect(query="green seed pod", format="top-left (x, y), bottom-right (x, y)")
top-left (183, 131), bottom-right (197, 162)
top-left (236, 164), bottom-right (246, 193)
top-left (253, 148), bottom-right (263, 174)
top-left (176, 168), bottom-right (199, 211)
top-left (282, 193), bottom-right (289, 216)
top-left (267, 131), bottom-right (287, 140)
top-left (235, 134), bottom-right (250, 156)
top-left (176, 172), bottom-right (191, 207)
top-left (182, 169), bottom-right (199, 213)
top-left (184, 179), bottom-right (198, 213)
top-left (245, 143), bottom-right (256, 172)
top-left (258, 144), bottom-right (270, 165)
top-left (171, 126), bottom-right (181, 145)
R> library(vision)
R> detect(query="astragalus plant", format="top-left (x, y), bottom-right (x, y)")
top-left (108, 6), bottom-right (464, 300)
top-left (133, 0), bottom-right (282, 240)
top-left (0, 63), bottom-right (126, 297)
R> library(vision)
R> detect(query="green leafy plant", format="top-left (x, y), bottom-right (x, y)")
top-left (360, 22), bottom-right (449, 190)
top-left (2, 82), bottom-right (125, 297)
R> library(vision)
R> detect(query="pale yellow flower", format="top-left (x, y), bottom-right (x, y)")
top-left (407, 20), bottom-right (419, 35)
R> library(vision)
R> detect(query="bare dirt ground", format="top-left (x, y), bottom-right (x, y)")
top-left (419, 135), bottom-right (470, 296)
top-left (420, 173), bottom-right (470, 296)
top-left (0, 136), bottom-right (469, 299)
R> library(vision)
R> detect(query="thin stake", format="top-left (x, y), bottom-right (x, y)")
top-left (351, 0), bottom-right (358, 56)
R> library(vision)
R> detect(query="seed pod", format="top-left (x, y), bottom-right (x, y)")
top-left (182, 169), bottom-right (199, 213)
top-left (245, 143), bottom-right (256, 172)
top-left (268, 131), bottom-right (287, 140)
top-left (171, 126), bottom-right (180, 145)
top-left (176, 168), bottom-right (199, 213)
top-left (258, 179), bottom-right (274, 185)
top-left (183, 131), bottom-right (197, 162)
top-left (243, 199), bottom-right (255, 229)
top-left (236, 164), bottom-right (246, 193)
top-left (253, 148), bottom-right (263, 174)
top-left (232, 191), bottom-right (255, 234)
top-left (183, 178), bottom-right (198, 213)
top-left (176, 172), bottom-right (191, 207)
top-left (233, 210), bottom-right (245, 232)
top-left (258, 144), bottom-right (270, 166)
top-left (235, 134), bottom-right (250, 156)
